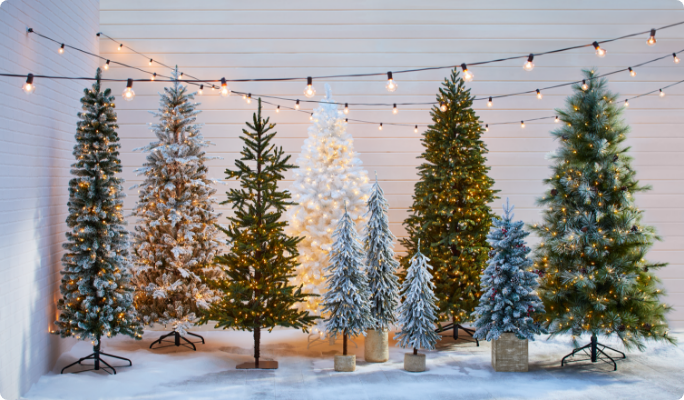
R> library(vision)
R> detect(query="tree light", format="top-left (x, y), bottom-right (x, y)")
top-left (647, 29), bottom-right (656, 46)
top-left (536, 89), bottom-right (542, 99)
top-left (122, 78), bottom-right (135, 101)
top-left (393, 104), bottom-right (398, 114)
top-left (487, 97), bottom-right (493, 107)
top-left (440, 102), bottom-right (447, 112)
top-left (58, 44), bottom-right (65, 54)
top-left (628, 67), bottom-right (636, 77)
top-left (22, 73), bottom-right (35, 94)
top-left (103, 60), bottom-right (110, 70)
top-left (220, 77), bottom-right (230, 97)
top-left (461, 63), bottom-right (474, 82)
top-left (523, 54), bottom-right (534, 71)
top-left (198, 85), bottom-right (203, 95)
top-left (344, 103), bottom-right (349, 114)
top-left (659, 89), bottom-right (665, 97)
top-left (295, 100), bottom-right (300, 110)
top-left (581, 80), bottom-right (589, 91)
top-left (593, 41), bottom-right (606, 57)
top-left (673, 53), bottom-right (680, 63)
top-left (304, 76), bottom-right (316, 98)
top-left (385, 71), bottom-right (397, 92)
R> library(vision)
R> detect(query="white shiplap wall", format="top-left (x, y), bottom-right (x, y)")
top-left (100, 0), bottom-right (684, 327)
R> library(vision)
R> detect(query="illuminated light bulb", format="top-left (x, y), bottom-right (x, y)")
top-left (392, 103), bottom-right (398, 114)
top-left (118, 43), bottom-right (123, 51)
top-left (149, 58), bottom-right (153, 66)
top-left (520, 120), bottom-right (525, 128)
top-left (414, 125), bottom-right (418, 133)
top-left (211, 85), bottom-right (216, 92)
top-left (220, 77), bottom-right (231, 97)
top-left (198, 85), bottom-right (203, 95)
top-left (484, 124), bottom-right (489, 132)
top-left (628, 67), bottom-right (636, 77)
top-left (122, 78), bottom-right (135, 101)
top-left (276, 105), bottom-right (280, 113)
top-left (523, 53), bottom-right (534, 71)
top-left (246, 93), bottom-right (252, 104)
top-left (179, 72), bottom-right (184, 78)
top-left (103, 60), bottom-right (110, 70)
top-left (487, 97), bottom-right (493, 107)
top-left (581, 79), bottom-right (589, 91)
top-left (344, 103), bottom-right (349, 114)
top-left (593, 41), bottom-right (606, 57)
top-left (378, 123), bottom-right (383, 131)
top-left (439, 102), bottom-right (447, 112)
top-left (304, 76), bottom-right (316, 98)
top-left (310, 113), bottom-right (313, 120)
top-left (647, 29), bottom-right (656, 46)
top-left (345, 118), bottom-right (348, 123)
top-left (295, 100), bottom-right (300, 110)
top-left (58, 43), bottom-right (64, 54)
top-left (673, 53), bottom-right (680, 63)
top-left (624, 99), bottom-right (629, 107)
top-left (659, 89), bottom-right (665, 97)
top-left (461, 63), bottom-right (474, 82)
top-left (555, 115), bottom-right (559, 123)
top-left (536, 89), bottom-right (542, 99)
top-left (151, 72), bottom-right (156, 81)
top-left (22, 73), bottom-right (35, 94)
top-left (385, 71), bottom-right (397, 92)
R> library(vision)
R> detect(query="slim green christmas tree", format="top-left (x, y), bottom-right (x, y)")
top-left (200, 99), bottom-right (316, 369)
top-left (401, 68), bottom-right (497, 335)
top-left (533, 70), bottom-right (675, 368)
top-left (55, 69), bottom-right (143, 374)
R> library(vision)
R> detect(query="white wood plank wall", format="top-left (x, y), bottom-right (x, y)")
top-left (100, 0), bottom-right (684, 327)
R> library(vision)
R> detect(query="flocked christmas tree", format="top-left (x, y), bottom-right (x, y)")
top-left (131, 68), bottom-right (222, 348)
top-left (285, 84), bottom-right (371, 317)
top-left (532, 70), bottom-right (675, 363)
top-left (322, 205), bottom-right (373, 356)
top-left (401, 68), bottom-right (497, 335)
top-left (472, 199), bottom-right (545, 341)
top-left (364, 174), bottom-right (400, 331)
top-left (394, 240), bottom-right (440, 355)
top-left (200, 99), bottom-right (316, 369)
top-left (55, 69), bottom-right (143, 374)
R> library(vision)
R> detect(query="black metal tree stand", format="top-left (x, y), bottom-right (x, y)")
top-left (149, 330), bottom-right (205, 351)
top-left (61, 336), bottom-right (132, 375)
top-left (435, 316), bottom-right (479, 346)
top-left (561, 333), bottom-right (626, 371)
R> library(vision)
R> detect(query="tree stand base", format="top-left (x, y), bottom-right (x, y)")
top-left (561, 334), bottom-right (626, 371)
top-left (334, 355), bottom-right (356, 372)
top-left (435, 322), bottom-right (479, 346)
top-left (236, 360), bottom-right (278, 369)
top-left (61, 345), bottom-right (132, 375)
top-left (404, 353), bottom-right (426, 372)
top-left (149, 331), bottom-right (205, 351)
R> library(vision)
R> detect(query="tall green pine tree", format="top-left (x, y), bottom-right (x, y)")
top-left (401, 69), bottom-right (497, 327)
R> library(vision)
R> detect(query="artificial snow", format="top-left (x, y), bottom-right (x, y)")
top-left (24, 329), bottom-right (684, 400)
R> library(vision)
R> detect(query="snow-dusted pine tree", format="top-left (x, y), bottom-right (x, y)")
top-left (472, 199), bottom-right (545, 341)
top-left (322, 205), bottom-right (373, 355)
top-left (131, 68), bottom-right (222, 344)
top-left (55, 69), bottom-right (143, 373)
top-left (394, 240), bottom-right (440, 354)
top-left (364, 173), bottom-right (400, 330)
top-left (285, 84), bottom-right (371, 315)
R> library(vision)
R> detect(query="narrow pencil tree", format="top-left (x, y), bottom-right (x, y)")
top-left (322, 205), bottom-right (373, 356)
top-left (472, 199), bottom-right (545, 341)
top-left (200, 99), bottom-right (317, 369)
top-left (55, 69), bottom-right (143, 374)
top-left (364, 174), bottom-right (400, 330)
top-left (395, 240), bottom-right (441, 355)
top-left (532, 70), bottom-right (675, 358)
top-left (401, 68), bottom-right (497, 332)
top-left (131, 68), bottom-right (222, 347)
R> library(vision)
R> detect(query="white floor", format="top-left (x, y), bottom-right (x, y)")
top-left (24, 328), bottom-right (684, 400)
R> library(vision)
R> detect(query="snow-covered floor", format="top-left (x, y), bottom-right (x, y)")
top-left (24, 328), bottom-right (684, 400)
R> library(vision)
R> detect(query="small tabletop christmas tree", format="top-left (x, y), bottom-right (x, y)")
top-left (322, 204), bottom-right (373, 358)
top-left (395, 240), bottom-right (441, 355)
top-left (533, 70), bottom-right (675, 369)
top-left (55, 69), bottom-right (143, 374)
top-left (200, 99), bottom-right (317, 369)
top-left (472, 199), bottom-right (545, 341)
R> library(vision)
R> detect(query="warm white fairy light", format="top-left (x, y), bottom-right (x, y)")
top-left (520, 120), bottom-right (525, 128)
top-left (536, 89), bottom-right (543, 99)
top-left (198, 85), bottom-right (203, 95)
top-left (628, 67), bottom-right (636, 77)
top-left (295, 100), bottom-right (300, 110)
top-left (461, 63), bottom-right (474, 82)
top-left (659, 89), bottom-right (665, 97)
top-left (593, 41), bottom-right (606, 57)
top-left (555, 115), bottom-right (560, 123)
top-left (344, 103), bottom-right (349, 114)
top-left (118, 43), bottom-right (123, 51)
top-left (647, 29), bottom-right (656, 46)
top-left (523, 53), bottom-right (534, 71)
top-left (392, 104), bottom-right (398, 114)
top-left (58, 43), bottom-right (64, 54)
top-left (220, 77), bottom-right (230, 97)
top-left (151, 72), bottom-right (156, 81)
top-left (487, 97), bottom-right (493, 107)
top-left (304, 76), bottom-right (316, 98)
top-left (673, 53), bottom-right (680, 63)
top-left (385, 71), bottom-right (397, 92)
top-left (22, 73), bottom-right (35, 94)
top-left (122, 78), bottom-right (135, 101)
top-left (148, 58), bottom-right (153, 66)
top-left (414, 125), bottom-right (418, 133)
top-left (103, 60), bottom-right (110, 70)
top-left (440, 102), bottom-right (447, 112)
top-left (625, 99), bottom-right (630, 107)
top-left (276, 105), bottom-right (280, 113)
top-left (581, 80), bottom-right (589, 91)
top-left (378, 122), bottom-right (383, 130)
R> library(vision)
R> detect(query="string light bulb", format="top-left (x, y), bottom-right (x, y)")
top-left (304, 76), bottom-right (316, 98)
top-left (58, 44), bottom-right (64, 54)
top-left (593, 41), bottom-right (606, 57)
top-left (198, 85), bottom-right (203, 95)
top-left (220, 77), bottom-right (230, 97)
top-left (276, 105), bottom-right (280, 113)
top-left (310, 113), bottom-right (313, 120)
top-left (246, 93), bottom-right (252, 104)
top-left (487, 97), bottom-right (493, 107)
top-left (484, 124), bottom-right (489, 132)
top-left (149, 59), bottom-right (153, 66)
top-left (520, 120), bottom-right (525, 128)
top-left (344, 103), bottom-right (349, 114)
top-left (122, 78), bottom-right (135, 101)
top-left (461, 63), bottom-right (474, 82)
top-left (555, 115), bottom-right (560, 123)
top-left (385, 71), bottom-right (397, 92)
top-left (581, 80), bottom-right (589, 91)
top-left (647, 29), bottom-right (656, 46)
top-left (659, 89), bottom-right (665, 97)
top-left (523, 54), bottom-right (534, 71)
top-left (345, 118), bottom-right (348, 123)
top-left (118, 43), bottom-right (123, 51)
top-left (536, 89), bottom-right (543, 99)
top-left (628, 67), bottom-right (636, 77)
top-left (103, 60), bottom-right (110, 70)
top-left (673, 53), bottom-right (680, 63)
top-left (295, 100), bottom-right (300, 110)
top-left (22, 73), bottom-right (35, 94)
top-left (392, 104), bottom-right (398, 114)
top-left (151, 72), bottom-right (156, 81)
top-left (414, 125), bottom-right (418, 133)
top-left (624, 99), bottom-right (629, 107)
top-left (439, 102), bottom-right (447, 112)
top-left (179, 72), bottom-right (184, 78)
top-left (378, 123), bottom-right (383, 131)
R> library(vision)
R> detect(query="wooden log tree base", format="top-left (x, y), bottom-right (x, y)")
top-left (492, 332), bottom-right (528, 372)
top-left (236, 360), bottom-right (279, 369)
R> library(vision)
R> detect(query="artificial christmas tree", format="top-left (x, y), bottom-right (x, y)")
top-left (131, 68), bottom-right (222, 350)
top-left (55, 69), bottom-right (143, 374)
top-left (285, 84), bottom-right (371, 319)
top-left (472, 199), bottom-right (545, 372)
top-left (533, 70), bottom-right (675, 371)
top-left (394, 240), bottom-right (440, 372)
top-left (200, 99), bottom-right (317, 369)
top-left (363, 174), bottom-right (400, 362)
top-left (401, 68), bottom-right (496, 343)
top-left (322, 205), bottom-right (373, 372)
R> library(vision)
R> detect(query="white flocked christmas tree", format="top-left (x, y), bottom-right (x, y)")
top-left (322, 205), bottom-right (374, 355)
top-left (130, 69), bottom-right (222, 337)
top-left (395, 239), bottom-right (441, 354)
top-left (364, 173), bottom-right (400, 330)
top-left (285, 83), bottom-right (371, 315)
top-left (472, 199), bottom-right (545, 341)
